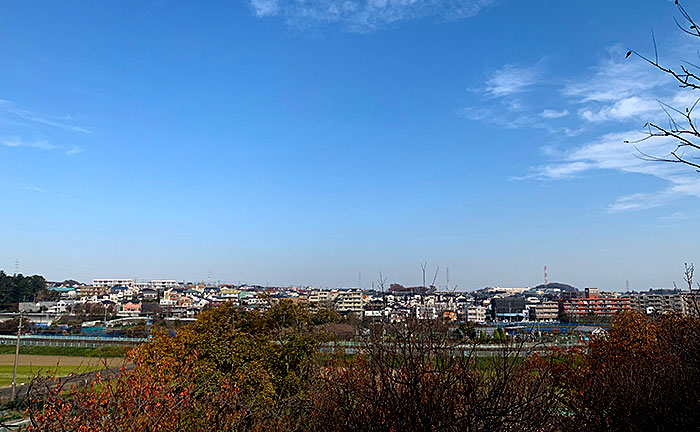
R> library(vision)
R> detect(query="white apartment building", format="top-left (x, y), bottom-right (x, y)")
top-left (416, 305), bottom-right (439, 320)
top-left (133, 282), bottom-right (151, 290)
top-left (629, 292), bottom-right (685, 315)
top-left (484, 287), bottom-right (528, 295)
top-left (465, 305), bottom-right (487, 323)
top-left (336, 290), bottom-right (363, 314)
top-left (150, 280), bottom-right (180, 290)
top-left (309, 289), bottom-right (337, 305)
top-left (309, 289), bottom-right (363, 314)
top-left (93, 278), bottom-right (134, 288)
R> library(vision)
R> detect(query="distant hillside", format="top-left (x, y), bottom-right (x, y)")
top-left (532, 282), bottom-right (577, 292)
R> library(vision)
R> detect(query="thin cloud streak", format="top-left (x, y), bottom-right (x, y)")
top-left (23, 184), bottom-right (45, 193)
top-left (249, 0), bottom-right (496, 33)
top-left (0, 99), bottom-right (90, 134)
top-left (0, 99), bottom-right (90, 157)
top-left (2, 137), bottom-right (57, 150)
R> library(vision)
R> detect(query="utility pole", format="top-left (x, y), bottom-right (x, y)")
top-left (11, 314), bottom-right (23, 400)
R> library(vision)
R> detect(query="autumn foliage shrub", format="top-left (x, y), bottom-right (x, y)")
top-left (26, 304), bottom-right (700, 432)
top-left (553, 312), bottom-right (700, 432)
top-left (28, 301), bottom-right (323, 431)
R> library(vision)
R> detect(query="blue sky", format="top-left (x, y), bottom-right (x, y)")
top-left (1, 0), bottom-right (699, 290)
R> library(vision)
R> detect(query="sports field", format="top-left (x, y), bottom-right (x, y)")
top-left (0, 354), bottom-right (126, 388)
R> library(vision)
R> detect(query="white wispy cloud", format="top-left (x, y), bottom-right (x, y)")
top-left (526, 130), bottom-right (700, 212)
top-left (252, 0), bottom-right (279, 16)
top-left (66, 145), bottom-right (83, 156)
top-left (460, 60), bottom-right (555, 136)
top-left (562, 46), bottom-right (663, 104)
top-left (539, 109), bottom-right (569, 119)
top-left (2, 137), bottom-right (87, 157)
top-left (464, 40), bottom-right (700, 213)
top-left (249, 0), bottom-right (496, 32)
top-left (579, 96), bottom-right (660, 122)
top-left (560, 45), bottom-right (697, 126)
top-left (606, 183), bottom-right (700, 213)
top-left (23, 184), bottom-right (45, 193)
top-left (658, 211), bottom-right (690, 221)
top-left (2, 137), bottom-right (57, 150)
top-left (485, 63), bottom-right (542, 97)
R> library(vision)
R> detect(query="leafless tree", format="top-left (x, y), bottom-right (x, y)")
top-left (312, 317), bottom-right (562, 432)
top-left (625, 1), bottom-right (700, 171)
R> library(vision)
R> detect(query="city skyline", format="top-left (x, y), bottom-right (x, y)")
top-left (1, 0), bottom-right (699, 290)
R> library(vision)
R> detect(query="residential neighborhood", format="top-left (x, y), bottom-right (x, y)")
top-left (14, 278), bottom-right (695, 332)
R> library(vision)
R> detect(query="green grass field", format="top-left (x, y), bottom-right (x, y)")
top-left (0, 364), bottom-right (103, 388)
top-left (0, 345), bottom-right (127, 358)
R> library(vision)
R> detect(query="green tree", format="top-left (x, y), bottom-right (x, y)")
top-left (0, 271), bottom-right (47, 311)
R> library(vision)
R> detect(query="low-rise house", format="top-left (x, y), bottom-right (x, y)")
top-left (49, 300), bottom-right (74, 314)
top-left (120, 300), bottom-right (142, 316)
top-left (177, 296), bottom-right (194, 307)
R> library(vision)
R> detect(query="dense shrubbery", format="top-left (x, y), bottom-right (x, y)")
top-left (26, 301), bottom-right (700, 432)
top-left (553, 312), bottom-right (700, 431)
top-left (29, 301), bottom-right (323, 431)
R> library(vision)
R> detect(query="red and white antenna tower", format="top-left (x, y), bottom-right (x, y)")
top-left (544, 266), bottom-right (548, 286)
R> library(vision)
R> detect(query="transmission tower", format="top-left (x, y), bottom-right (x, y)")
top-left (544, 265), bottom-right (548, 287)
top-left (13, 259), bottom-right (19, 276)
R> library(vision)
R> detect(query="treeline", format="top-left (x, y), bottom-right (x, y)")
top-left (0, 271), bottom-right (50, 311)
top-left (26, 301), bottom-right (700, 431)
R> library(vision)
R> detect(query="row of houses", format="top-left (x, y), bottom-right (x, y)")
top-left (45, 278), bottom-right (700, 324)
